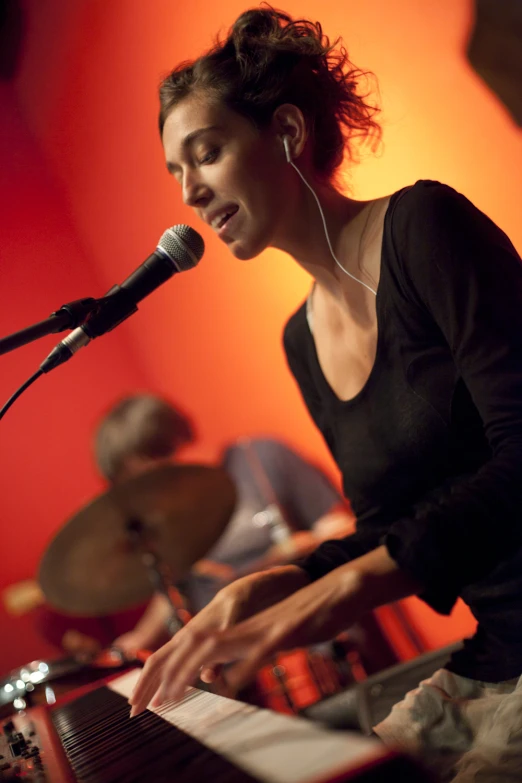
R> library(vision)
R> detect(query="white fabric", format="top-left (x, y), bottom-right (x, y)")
top-left (373, 667), bottom-right (522, 781)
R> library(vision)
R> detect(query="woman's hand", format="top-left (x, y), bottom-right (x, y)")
top-left (129, 564), bottom-right (309, 716)
top-left (128, 546), bottom-right (422, 717)
top-left (128, 563), bottom-right (354, 717)
top-left (129, 567), bottom-right (353, 716)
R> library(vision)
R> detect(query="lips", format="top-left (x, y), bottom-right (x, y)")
top-left (208, 204), bottom-right (239, 232)
top-left (218, 208), bottom-right (240, 240)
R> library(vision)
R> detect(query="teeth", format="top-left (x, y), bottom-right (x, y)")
top-left (210, 208), bottom-right (236, 230)
top-left (211, 214), bottom-right (225, 229)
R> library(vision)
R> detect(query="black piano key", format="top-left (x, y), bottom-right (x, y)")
top-left (51, 687), bottom-right (258, 783)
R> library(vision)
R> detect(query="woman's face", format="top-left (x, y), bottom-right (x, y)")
top-left (162, 92), bottom-right (291, 260)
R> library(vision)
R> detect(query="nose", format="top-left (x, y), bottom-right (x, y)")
top-left (182, 168), bottom-right (211, 208)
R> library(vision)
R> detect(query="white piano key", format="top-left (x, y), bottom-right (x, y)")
top-left (110, 668), bottom-right (385, 783)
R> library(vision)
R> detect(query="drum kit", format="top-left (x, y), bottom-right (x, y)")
top-left (1, 463), bottom-right (361, 718)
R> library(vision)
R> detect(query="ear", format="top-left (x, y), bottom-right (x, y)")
top-left (271, 104), bottom-right (307, 161)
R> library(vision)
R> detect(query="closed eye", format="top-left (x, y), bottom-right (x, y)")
top-left (198, 148), bottom-right (219, 165)
top-left (166, 147), bottom-right (219, 186)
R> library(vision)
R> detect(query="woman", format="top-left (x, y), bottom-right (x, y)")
top-left (129, 7), bottom-right (522, 780)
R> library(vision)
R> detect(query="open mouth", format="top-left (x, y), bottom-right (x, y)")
top-left (212, 205), bottom-right (239, 231)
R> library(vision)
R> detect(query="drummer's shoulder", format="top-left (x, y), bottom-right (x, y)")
top-left (220, 437), bottom-right (298, 470)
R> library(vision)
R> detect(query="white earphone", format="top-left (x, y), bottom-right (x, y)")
top-left (282, 135), bottom-right (292, 163)
top-left (281, 135), bottom-right (377, 296)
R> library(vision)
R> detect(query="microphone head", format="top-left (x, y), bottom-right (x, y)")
top-left (158, 225), bottom-right (205, 272)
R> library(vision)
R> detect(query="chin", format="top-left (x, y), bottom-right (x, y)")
top-left (227, 233), bottom-right (269, 261)
top-left (230, 246), bottom-right (258, 261)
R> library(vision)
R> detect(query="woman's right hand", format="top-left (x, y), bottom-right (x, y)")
top-left (129, 564), bottom-right (309, 714)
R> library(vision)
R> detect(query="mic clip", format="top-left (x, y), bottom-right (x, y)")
top-left (40, 287), bottom-right (138, 373)
top-left (51, 297), bottom-right (100, 329)
top-left (82, 285), bottom-right (138, 338)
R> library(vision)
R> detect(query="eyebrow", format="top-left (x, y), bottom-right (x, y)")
top-left (165, 126), bottom-right (221, 174)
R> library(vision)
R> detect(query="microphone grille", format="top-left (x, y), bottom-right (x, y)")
top-left (158, 224), bottom-right (205, 271)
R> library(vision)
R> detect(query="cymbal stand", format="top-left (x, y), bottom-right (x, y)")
top-left (125, 517), bottom-right (213, 693)
top-left (125, 518), bottom-right (184, 638)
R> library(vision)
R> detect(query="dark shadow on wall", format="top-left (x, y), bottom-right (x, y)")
top-left (0, 0), bottom-right (25, 80)
top-left (467, 0), bottom-right (522, 126)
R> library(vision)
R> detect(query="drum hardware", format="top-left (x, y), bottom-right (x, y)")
top-left (252, 503), bottom-right (295, 549)
top-left (251, 641), bottom-right (366, 716)
top-left (125, 517), bottom-right (184, 637)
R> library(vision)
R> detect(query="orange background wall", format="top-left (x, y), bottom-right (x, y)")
top-left (0, 0), bottom-right (521, 675)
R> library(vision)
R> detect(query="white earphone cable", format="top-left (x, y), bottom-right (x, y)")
top-left (288, 156), bottom-right (377, 297)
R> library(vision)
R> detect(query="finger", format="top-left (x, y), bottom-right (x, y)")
top-left (211, 671), bottom-right (237, 699)
top-left (160, 635), bottom-right (222, 704)
top-left (131, 623), bottom-right (227, 714)
top-left (142, 631), bottom-right (219, 710)
top-left (220, 647), bottom-right (273, 694)
top-left (129, 654), bottom-right (160, 707)
top-left (155, 628), bottom-right (253, 706)
top-left (216, 622), bottom-right (286, 693)
top-left (129, 640), bottom-right (180, 716)
top-left (149, 683), bottom-right (171, 708)
top-left (136, 620), bottom-right (277, 713)
top-left (200, 663), bottom-right (222, 683)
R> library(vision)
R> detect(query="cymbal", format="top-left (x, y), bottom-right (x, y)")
top-left (38, 464), bottom-right (236, 616)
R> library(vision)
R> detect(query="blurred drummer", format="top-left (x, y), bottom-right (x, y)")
top-left (93, 394), bottom-right (357, 656)
top-left (8, 394), bottom-right (394, 678)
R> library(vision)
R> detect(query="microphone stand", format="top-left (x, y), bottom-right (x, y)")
top-left (0, 298), bottom-right (99, 356)
top-left (0, 289), bottom-right (138, 421)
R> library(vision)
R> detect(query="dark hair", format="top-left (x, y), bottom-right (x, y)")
top-left (94, 394), bottom-right (195, 482)
top-left (159, 5), bottom-right (381, 180)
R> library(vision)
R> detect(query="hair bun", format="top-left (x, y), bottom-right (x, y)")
top-left (159, 6), bottom-right (381, 180)
top-left (232, 8), bottom-right (287, 44)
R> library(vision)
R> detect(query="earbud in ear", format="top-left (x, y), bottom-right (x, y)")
top-left (282, 136), bottom-right (292, 163)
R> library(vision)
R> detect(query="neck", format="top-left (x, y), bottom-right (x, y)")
top-left (272, 173), bottom-right (378, 314)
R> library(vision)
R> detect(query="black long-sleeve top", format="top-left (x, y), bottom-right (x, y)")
top-left (283, 180), bottom-right (522, 682)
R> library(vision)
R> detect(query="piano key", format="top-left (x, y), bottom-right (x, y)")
top-left (110, 669), bottom-right (382, 783)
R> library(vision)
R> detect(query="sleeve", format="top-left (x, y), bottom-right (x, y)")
top-left (381, 181), bottom-right (522, 613)
top-left (255, 439), bottom-right (342, 530)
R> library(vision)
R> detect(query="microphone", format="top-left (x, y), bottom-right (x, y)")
top-left (41, 224), bottom-right (204, 373)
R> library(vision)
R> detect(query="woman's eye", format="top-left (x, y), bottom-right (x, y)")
top-left (199, 148), bottom-right (218, 165)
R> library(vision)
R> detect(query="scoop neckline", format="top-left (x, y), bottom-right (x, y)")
top-left (303, 189), bottom-right (401, 408)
